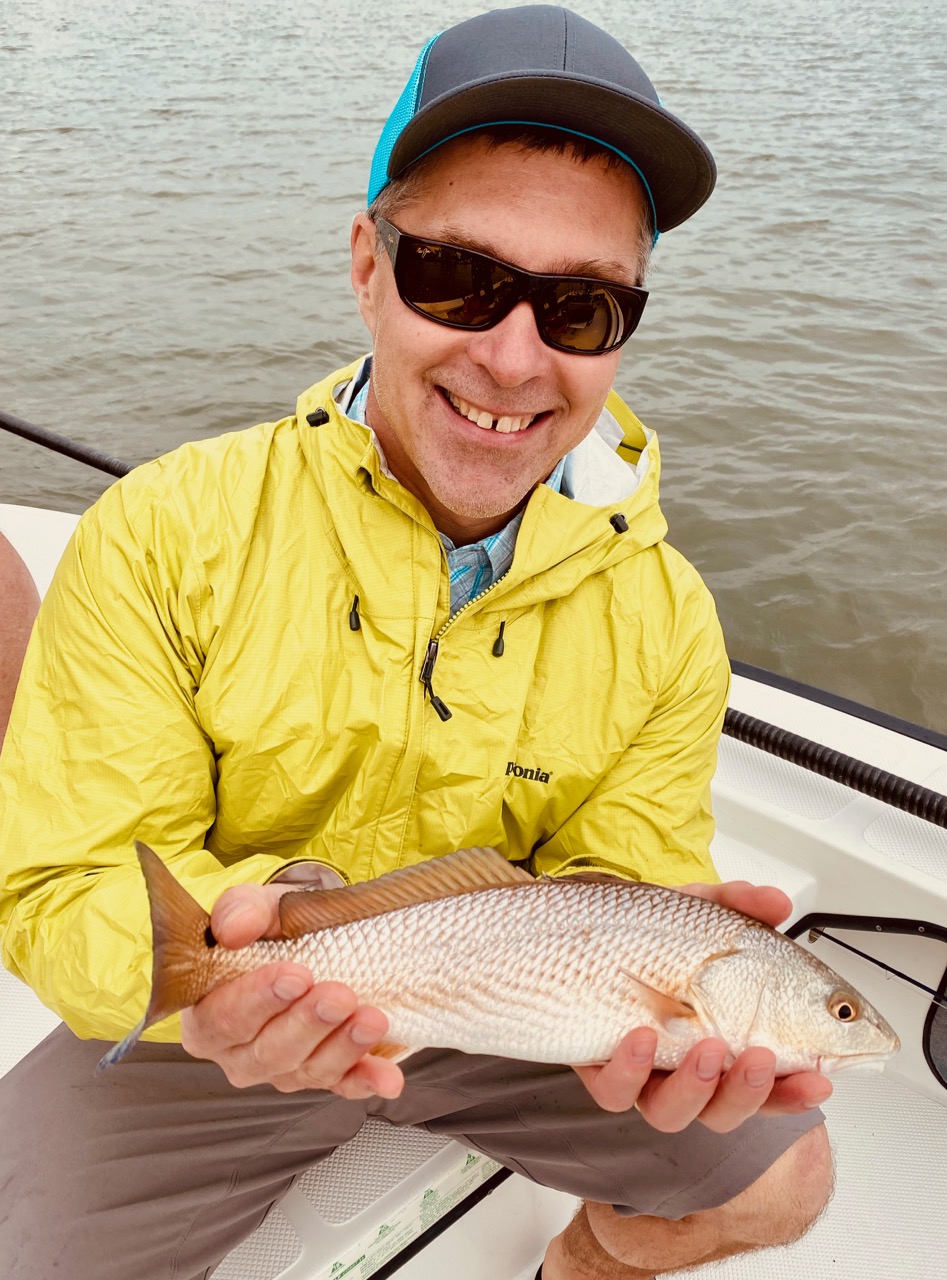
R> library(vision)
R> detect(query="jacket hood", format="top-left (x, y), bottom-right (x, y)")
top-left (294, 358), bottom-right (669, 595)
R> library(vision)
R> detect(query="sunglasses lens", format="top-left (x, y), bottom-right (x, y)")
top-left (385, 222), bottom-right (646, 355)
top-left (541, 283), bottom-right (636, 353)
top-left (399, 243), bottom-right (515, 328)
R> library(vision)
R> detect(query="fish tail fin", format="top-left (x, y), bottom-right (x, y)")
top-left (95, 1017), bottom-right (148, 1073)
top-left (97, 840), bottom-right (213, 1072)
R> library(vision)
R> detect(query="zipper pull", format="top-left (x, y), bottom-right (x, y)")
top-left (420, 639), bottom-right (452, 721)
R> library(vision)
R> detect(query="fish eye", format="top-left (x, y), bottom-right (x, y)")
top-left (828, 993), bottom-right (860, 1022)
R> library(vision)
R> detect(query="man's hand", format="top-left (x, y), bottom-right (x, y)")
top-left (180, 881), bottom-right (405, 1098)
top-left (572, 880), bottom-right (833, 1131)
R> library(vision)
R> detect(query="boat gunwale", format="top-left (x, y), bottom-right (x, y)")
top-left (731, 659), bottom-right (947, 753)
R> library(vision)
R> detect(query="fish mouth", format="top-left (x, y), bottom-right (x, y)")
top-left (817, 1051), bottom-right (896, 1075)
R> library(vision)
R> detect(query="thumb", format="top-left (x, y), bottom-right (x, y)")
top-left (211, 883), bottom-right (283, 948)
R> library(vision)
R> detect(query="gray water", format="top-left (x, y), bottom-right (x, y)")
top-left (2, 0), bottom-right (945, 731)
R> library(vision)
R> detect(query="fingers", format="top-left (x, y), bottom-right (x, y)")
top-left (692, 1047), bottom-right (778, 1132)
top-left (181, 962), bottom-right (311, 1059)
top-left (572, 1028), bottom-right (658, 1112)
top-left (759, 1071), bottom-right (833, 1116)
top-left (633, 1039), bottom-right (731, 1132)
top-left (272, 1034), bottom-right (405, 1100)
top-left (681, 880), bottom-right (793, 929)
top-left (180, 966), bottom-right (405, 1099)
top-left (251, 983), bottom-right (390, 1093)
top-left (190, 887), bottom-right (406, 1098)
top-left (632, 1044), bottom-right (833, 1135)
top-left (698, 1055), bottom-right (833, 1131)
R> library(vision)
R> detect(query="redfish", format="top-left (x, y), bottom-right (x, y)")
top-left (99, 842), bottom-right (899, 1074)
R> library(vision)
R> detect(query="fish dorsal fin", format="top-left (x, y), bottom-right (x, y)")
top-left (279, 846), bottom-right (533, 938)
top-left (554, 871), bottom-right (637, 887)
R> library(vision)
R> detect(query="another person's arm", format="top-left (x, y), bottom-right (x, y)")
top-left (0, 532), bottom-right (40, 746)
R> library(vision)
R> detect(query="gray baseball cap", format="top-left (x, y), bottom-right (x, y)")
top-left (367, 5), bottom-right (716, 234)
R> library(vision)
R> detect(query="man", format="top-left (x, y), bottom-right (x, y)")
top-left (0, 8), bottom-right (834, 1279)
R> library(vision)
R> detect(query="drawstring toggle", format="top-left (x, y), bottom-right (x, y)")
top-left (420, 639), bottom-right (452, 721)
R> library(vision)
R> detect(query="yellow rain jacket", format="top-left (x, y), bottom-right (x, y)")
top-left (0, 360), bottom-right (728, 1042)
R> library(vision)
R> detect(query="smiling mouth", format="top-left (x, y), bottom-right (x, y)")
top-left (440, 387), bottom-right (545, 433)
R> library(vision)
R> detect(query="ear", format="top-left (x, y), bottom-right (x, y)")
top-left (351, 211), bottom-right (381, 337)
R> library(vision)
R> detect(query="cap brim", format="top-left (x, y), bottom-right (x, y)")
top-left (387, 73), bottom-right (716, 233)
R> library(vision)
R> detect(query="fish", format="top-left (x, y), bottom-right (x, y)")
top-left (98, 841), bottom-right (900, 1075)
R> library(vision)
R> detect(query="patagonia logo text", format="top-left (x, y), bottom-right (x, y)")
top-left (506, 761), bottom-right (551, 784)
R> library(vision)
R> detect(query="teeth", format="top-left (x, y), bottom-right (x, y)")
top-left (445, 389), bottom-right (534, 433)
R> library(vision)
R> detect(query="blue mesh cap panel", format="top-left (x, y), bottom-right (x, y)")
top-left (368, 33), bottom-right (443, 206)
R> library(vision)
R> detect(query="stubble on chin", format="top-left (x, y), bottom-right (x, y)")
top-left (423, 456), bottom-right (536, 526)
top-left (371, 376), bottom-right (547, 528)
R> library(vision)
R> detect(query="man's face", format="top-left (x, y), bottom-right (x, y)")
top-left (350, 136), bottom-right (650, 544)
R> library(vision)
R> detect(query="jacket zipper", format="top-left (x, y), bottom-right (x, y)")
top-left (419, 573), bottom-right (509, 721)
top-left (420, 639), bottom-right (452, 721)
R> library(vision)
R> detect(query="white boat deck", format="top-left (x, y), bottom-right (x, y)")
top-left (2, 500), bottom-right (946, 1280)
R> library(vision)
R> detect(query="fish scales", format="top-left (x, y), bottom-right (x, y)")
top-left (197, 880), bottom-right (802, 1067)
top-left (99, 843), bottom-right (900, 1076)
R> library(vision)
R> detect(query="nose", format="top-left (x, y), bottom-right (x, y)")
top-left (464, 299), bottom-right (554, 387)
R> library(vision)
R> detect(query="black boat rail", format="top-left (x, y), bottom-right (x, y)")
top-left (1, 408), bottom-right (132, 478)
top-left (3, 408), bottom-right (946, 830)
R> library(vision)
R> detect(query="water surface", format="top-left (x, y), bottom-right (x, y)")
top-left (2, 0), bottom-right (945, 729)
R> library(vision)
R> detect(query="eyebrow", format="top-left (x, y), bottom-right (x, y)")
top-left (432, 223), bottom-right (638, 287)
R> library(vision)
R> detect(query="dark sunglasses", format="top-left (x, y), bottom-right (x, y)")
top-left (374, 216), bottom-right (648, 356)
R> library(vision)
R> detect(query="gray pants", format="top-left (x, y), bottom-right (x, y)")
top-left (0, 1025), bottom-right (824, 1280)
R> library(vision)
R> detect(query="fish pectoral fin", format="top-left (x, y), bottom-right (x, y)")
top-left (619, 968), bottom-right (699, 1028)
top-left (701, 947), bottom-right (743, 966)
top-left (369, 1041), bottom-right (415, 1063)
